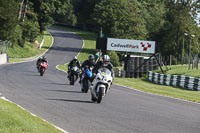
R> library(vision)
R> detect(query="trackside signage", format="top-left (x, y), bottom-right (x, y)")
top-left (107, 38), bottom-right (155, 54)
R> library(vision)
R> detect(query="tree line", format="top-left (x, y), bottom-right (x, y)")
top-left (0, 0), bottom-right (200, 59)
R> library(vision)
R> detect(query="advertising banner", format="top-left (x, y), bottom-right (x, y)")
top-left (107, 38), bottom-right (155, 54)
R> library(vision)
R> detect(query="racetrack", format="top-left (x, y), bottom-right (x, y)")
top-left (0, 28), bottom-right (200, 133)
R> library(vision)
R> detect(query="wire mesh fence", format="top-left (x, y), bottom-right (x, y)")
top-left (161, 54), bottom-right (199, 67)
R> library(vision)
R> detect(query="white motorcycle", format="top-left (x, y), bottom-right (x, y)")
top-left (90, 67), bottom-right (113, 103)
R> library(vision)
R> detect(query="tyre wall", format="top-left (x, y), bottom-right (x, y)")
top-left (148, 71), bottom-right (200, 91)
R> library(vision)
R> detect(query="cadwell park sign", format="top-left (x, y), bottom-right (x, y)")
top-left (107, 38), bottom-right (155, 54)
top-left (95, 37), bottom-right (159, 78)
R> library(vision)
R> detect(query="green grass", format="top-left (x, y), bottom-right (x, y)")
top-left (55, 26), bottom-right (200, 103)
top-left (155, 64), bottom-right (200, 78)
top-left (57, 64), bottom-right (68, 72)
top-left (7, 31), bottom-right (53, 63)
top-left (114, 77), bottom-right (200, 102)
top-left (0, 99), bottom-right (63, 133)
top-left (7, 42), bottom-right (38, 58)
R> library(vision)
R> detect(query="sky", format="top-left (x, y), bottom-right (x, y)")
top-left (197, 13), bottom-right (200, 26)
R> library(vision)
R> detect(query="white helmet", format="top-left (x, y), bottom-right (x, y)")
top-left (102, 55), bottom-right (110, 63)
top-left (73, 56), bottom-right (78, 61)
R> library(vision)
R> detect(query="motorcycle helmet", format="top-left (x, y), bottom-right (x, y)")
top-left (73, 56), bottom-right (78, 62)
top-left (88, 54), bottom-right (94, 63)
top-left (102, 55), bottom-right (110, 64)
top-left (42, 56), bottom-right (46, 59)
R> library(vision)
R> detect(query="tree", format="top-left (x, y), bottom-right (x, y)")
top-left (159, 0), bottom-right (200, 56)
top-left (29, 0), bottom-right (57, 33)
top-left (71, 0), bottom-right (100, 28)
top-left (0, 0), bottom-right (20, 45)
top-left (52, 0), bottom-right (77, 25)
top-left (108, 51), bottom-right (120, 67)
top-left (91, 0), bottom-right (147, 39)
top-left (136, 0), bottom-right (166, 40)
top-left (21, 20), bottom-right (40, 42)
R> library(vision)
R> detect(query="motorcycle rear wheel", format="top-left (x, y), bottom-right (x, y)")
top-left (40, 67), bottom-right (44, 76)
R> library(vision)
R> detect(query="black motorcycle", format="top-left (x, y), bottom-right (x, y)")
top-left (68, 66), bottom-right (80, 85)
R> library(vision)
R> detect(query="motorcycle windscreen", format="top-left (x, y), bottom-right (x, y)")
top-left (98, 68), bottom-right (111, 75)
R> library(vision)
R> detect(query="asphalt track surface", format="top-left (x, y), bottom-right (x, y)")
top-left (0, 28), bottom-right (200, 133)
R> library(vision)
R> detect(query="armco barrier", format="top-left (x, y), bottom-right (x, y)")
top-left (0, 53), bottom-right (7, 65)
top-left (148, 71), bottom-right (200, 91)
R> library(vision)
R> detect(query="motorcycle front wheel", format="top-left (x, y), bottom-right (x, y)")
top-left (70, 77), bottom-right (75, 85)
top-left (97, 87), bottom-right (104, 103)
top-left (82, 79), bottom-right (89, 93)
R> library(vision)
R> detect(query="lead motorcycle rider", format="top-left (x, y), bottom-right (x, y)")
top-left (92, 55), bottom-right (114, 81)
top-left (68, 56), bottom-right (81, 79)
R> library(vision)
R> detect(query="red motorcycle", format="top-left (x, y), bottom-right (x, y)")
top-left (39, 62), bottom-right (48, 76)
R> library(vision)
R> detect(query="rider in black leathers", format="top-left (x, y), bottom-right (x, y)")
top-left (79, 54), bottom-right (95, 83)
top-left (68, 56), bottom-right (81, 78)
top-left (36, 56), bottom-right (48, 71)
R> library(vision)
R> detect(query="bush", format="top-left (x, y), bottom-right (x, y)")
top-left (108, 51), bottom-right (120, 67)
top-left (13, 25), bottom-right (24, 47)
top-left (22, 20), bottom-right (40, 42)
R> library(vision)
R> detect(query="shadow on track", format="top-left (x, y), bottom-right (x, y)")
top-left (45, 82), bottom-right (70, 86)
top-left (48, 46), bottom-right (81, 52)
top-left (48, 89), bottom-right (82, 93)
top-left (46, 98), bottom-right (93, 103)
top-left (23, 74), bottom-right (41, 77)
top-left (51, 32), bottom-right (82, 40)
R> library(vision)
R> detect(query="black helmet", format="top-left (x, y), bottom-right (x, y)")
top-left (73, 56), bottom-right (78, 62)
top-left (88, 54), bottom-right (94, 62)
top-left (42, 56), bottom-right (46, 59)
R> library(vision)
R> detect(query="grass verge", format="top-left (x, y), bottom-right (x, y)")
top-left (0, 99), bottom-right (63, 133)
top-left (155, 64), bottom-right (200, 78)
top-left (55, 26), bottom-right (200, 103)
top-left (114, 77), bottom-right (200, 102)
top-left (8, 31), bottom-right (53, 63)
